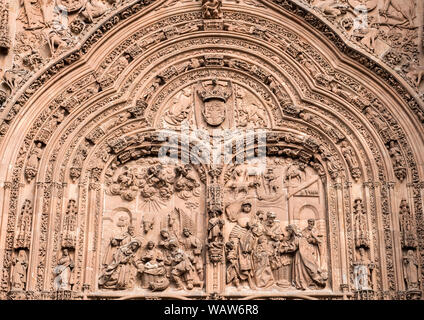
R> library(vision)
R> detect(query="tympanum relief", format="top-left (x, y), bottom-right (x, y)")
top-left (0, 0), bottom-right (423, 301)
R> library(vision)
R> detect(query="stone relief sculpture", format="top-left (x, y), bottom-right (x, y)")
top-left (353, 247), bottom-right (374, 292)
top-left (0, 0), bottom-right (422, 301)
top-left (53, 249), bottom-right (74, 291)
top-left (202, 0), bottom-right (223, 19)
top-left (14, 200), bottom-right (33, 250)
top-left (25, 142), bottom-right (43, 182)
top-left (18, 0), bottom-right (47, 30)
top-left (353, 199), bottom-right (369, 248)
top-left (99, 239), bottom-right (142, 290)
top-left (399, 200), bottom-right (417, 249)
top-left (403, 250), bottom-right (419, 291)
top-left (10, 250), bottom-right (28, 291)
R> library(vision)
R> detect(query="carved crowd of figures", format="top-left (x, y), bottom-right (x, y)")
top-left (99, 211), bottom-right (205, 291)
top-left (225, 201), bottom-right (327, 290)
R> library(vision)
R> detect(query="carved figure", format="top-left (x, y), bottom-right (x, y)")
top-left (164, 88), bottom-right (193, 126)
top-left (79, 0), bottom-right (108, 23)
top-left (208, 210), bottom-right (224, 242)
top-left (25, 142), bottom-right (43, 181)
top-left (103, 226), bottom-right (136, 267)
top-left (14, 200), bottom-right (33, 249)
top-left (353, 247), bottom-right (374, 291)
top-left (10, 249), bottom-right (28, 290)
top-left (399, 200), bottom-right (417, 248)
top-left (292, 219), bottom-right (327, 290)
top-left (315, 0), bottom-right (349, 17)
top-left (53, 248), bottom-right (74, 291)
top-left (253, 235), bottom-right (274, 288)
top-left (170, 247), bottom-right (196, 290)
top-left (403, 250), bottom-right (419, 291)
top-left (137, 241), bottom-right (169, 291)
top-left (202, 0), bottom-right (223, 19)
top-left (181, 228), bottom-right (204, 282)
top-left (353, 199), bottom-right (369, 248)
top-left (99, 239), bottom-right (141, 290)
top-left (19, 0), bottom-right (47, 30)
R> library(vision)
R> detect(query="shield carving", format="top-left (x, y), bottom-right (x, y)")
top-left (203, 99), bottom-right (226, 126)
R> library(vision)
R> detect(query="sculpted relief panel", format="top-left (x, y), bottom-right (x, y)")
top-left (0, 0), bottom-right (423, 301)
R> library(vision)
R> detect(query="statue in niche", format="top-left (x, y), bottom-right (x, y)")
top-left (403, 250), bottom-right (419, 291)
top-left (208, 210), bottom-right (224, 242)
top-left (202, 0), bottom-right (223, 19)
top-left (103, 225), bottom-right (136, 267)
top-left (25, 142), bottom-right (43, 181)
top-left (10, 249), bottom-right (28, 291)
top-left (340, 141), bottom-right (359, 169)
top-left (292, 219), bottom-right (327, 290)
top-left (136, 241), bottom-right (169, 291)
top-left (53, 248), bottom-right (74, 291)
top-left (252, 235), bottom-right (274, 288)
top-left (388, 141), bottom-right (403, 168)
top-left (99, 239), bottom-right (142, 290)
top-left (399, 200), bottom-right (417, 248)
top-left (263, 212), bottom-right (285, 286)
top-left (14, 200), bottom-right (33, 249)
top-left (353, 247), bottom-right (374, 291)
top-left (18, 0), bottom-right (47, 30)
top-left (353, 199), bottom-right (369, 248)
top-left (180, 228), bottom-right (204, 282)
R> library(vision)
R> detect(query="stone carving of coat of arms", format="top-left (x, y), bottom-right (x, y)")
top-left (197, 79), bottom-right (232, 127)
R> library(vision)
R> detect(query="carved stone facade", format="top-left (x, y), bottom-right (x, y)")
top-left (0, 0), bottom-right (423, 300)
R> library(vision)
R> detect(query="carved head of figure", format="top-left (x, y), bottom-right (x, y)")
top-left (62, 248), bottom-right (69, 256)
top-left (256, 210), bottom-right (265, 222)
top-left (147, 241), bottom-right (155, 250)
top-left (406, 250), bottom-right (415, 259)
top-left (127, 226), bottom-right (135, 237)
top-left (307, 218), bottom-right (315, 230)
top-left (266, 212), bottom-right (276, 225)
top-left (241, 201), bottom-right (252, 214)
top-left (286, 224), bottom-right (298, 238)
top-left (127, 240), bottom-right (141, 254)
top-left (17, 249), bottom-right (27, 261)
top-left (183, 227), bottom-right (192, 238)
